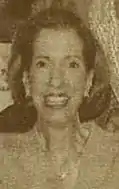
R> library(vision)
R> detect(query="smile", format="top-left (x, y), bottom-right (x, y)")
top-left (44, 94), bottom-right (69, 108)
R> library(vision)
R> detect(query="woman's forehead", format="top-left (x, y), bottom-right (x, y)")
top-left (33, 28), bottom-right (84, 58)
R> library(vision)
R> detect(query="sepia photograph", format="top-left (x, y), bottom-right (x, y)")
top-left (0, 0), bottom-right (119, 188)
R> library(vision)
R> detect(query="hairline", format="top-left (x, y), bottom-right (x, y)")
top-left (20, 24), bottom-right (95, 73)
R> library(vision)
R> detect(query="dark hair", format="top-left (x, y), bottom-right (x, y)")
top-left (9, 7), bottom-right (96, 71)
top-left (8, 7), bottom-right (112, 123)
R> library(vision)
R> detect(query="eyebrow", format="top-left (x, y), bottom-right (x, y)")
top-left (34, 56), bottom-right (50, 60)
top-left (34, 55), bottom-right (82, 61)
top-left (65, 55), bottom-right (82, 60)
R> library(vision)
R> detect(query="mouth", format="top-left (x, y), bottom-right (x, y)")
top-left (44, 92), bottom-right (69, 108)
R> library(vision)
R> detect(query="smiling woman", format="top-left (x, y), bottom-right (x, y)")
top-left (30, 28), bottom-right (90, 126)
top-left (0, 5), bottom-right (119, 189)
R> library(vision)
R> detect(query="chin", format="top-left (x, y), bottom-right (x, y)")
top-left (34, 98), bottom-right (81, 124)
top-left (47, 109), bottom-right (69, 121)
top-left (37, 105), bottom-right (72, 125)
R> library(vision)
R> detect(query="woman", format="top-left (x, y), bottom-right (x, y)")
top-left (0, 6), bottom-right (119, 189)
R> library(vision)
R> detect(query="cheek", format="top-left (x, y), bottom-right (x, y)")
top-left (30, 69), bottom-right (50, 96)
top-left (65, 70), bottom-right (87, 114)
top-left (65, 69), bottom-right (86, 97)
top-left (30, 71), bottom-right (49, 110)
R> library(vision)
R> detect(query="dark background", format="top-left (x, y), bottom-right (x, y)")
top-left (0, 0), bottom-right (35, 41)
top-left (0, 0), bottom-right (91, 42)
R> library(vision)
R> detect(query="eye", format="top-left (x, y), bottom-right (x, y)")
top-left (36, 60), bottom-right (47, 68)
top-left (69, 61), bottom-right (79, 68)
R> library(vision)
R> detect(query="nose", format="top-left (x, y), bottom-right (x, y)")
top-left (49, 67), bottom-right (64, 88)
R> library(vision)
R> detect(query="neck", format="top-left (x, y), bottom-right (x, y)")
top-left (48, 126), bottom-right (72, 153)
top-left (35, 115), bottom-right (80, 155)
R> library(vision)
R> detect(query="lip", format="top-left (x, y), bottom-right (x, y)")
top-left (44, 93), bottom-right (69, 108)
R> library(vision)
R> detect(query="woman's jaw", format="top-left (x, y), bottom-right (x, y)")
top-left (34, 110), bottom-right (81, 153)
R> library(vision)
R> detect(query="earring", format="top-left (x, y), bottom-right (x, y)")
top-left (84, 90), bottom-right (89, 98)
top-left (23, 71), bottom-right (31, 96)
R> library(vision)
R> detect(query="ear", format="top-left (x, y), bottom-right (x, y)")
top-left (23, 71), bottom-right (31, 97)
top-left (84, 70), bottom-right (94, 97)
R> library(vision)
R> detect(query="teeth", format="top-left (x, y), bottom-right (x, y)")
top-left (47, 96), bottom-right (67, 102)
top-left (44, 96), bottom-right (68, 107)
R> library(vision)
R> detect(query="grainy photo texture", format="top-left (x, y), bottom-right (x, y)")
top-left (0, 0), bottom-right (119, 189)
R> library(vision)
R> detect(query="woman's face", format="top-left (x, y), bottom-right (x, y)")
top-left (29, 28), bottom-right (92, 125)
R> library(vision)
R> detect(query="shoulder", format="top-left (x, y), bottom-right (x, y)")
top-left (76, 121), bottom-right (119, 188)
top-left (0, 127), bottom-right (39, 156)
top-left (0, 133), bottom-right (24, 154)
top-left (0, 133), bottom-right (19, 177)
top-left (0, 131), bottom-right (32, 179)
top-left (92, 120), bottom-right (119, 148)
top-left (93, 120), bottom-right (119, 188)
top-left (0, 132), bottom-right (29, 188)
top-left (85, 120), bottom-right (119, 168)
top-left (101, 150), bottom-right (119, 189)
top-left (81, 120), bottom-right (119, 161)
